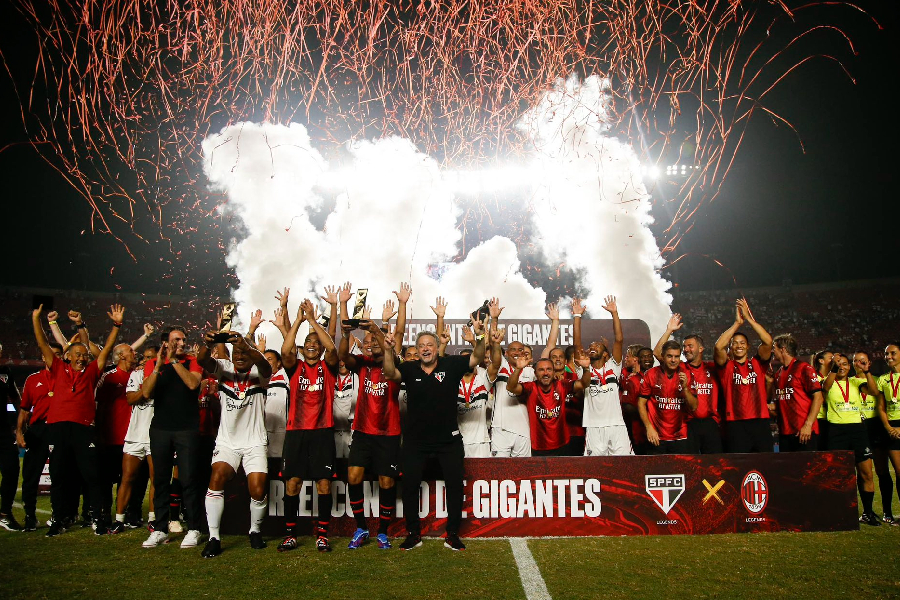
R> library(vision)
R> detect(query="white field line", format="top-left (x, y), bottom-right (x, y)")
top-left (510, 538), bottom-right (552, 600)
top-left (12, 502), bottom-right (51, 515)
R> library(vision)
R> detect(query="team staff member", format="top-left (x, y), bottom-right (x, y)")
top-left (141, 325), bottom-right (204, 548)
top-left (822, 353), bottom-right (880, 525)
top-left (638, 341), bottom-right (699, 454)
top-left (382, 320), bottom-right (487, 551)
top-left (16, 342), bottom-right (65, 531)
top-left (0, 343), bottom-right (22, 531)
top-left (197, 330), bottom-right (272, 558)
top-left (713, 299), bottom-right (774, 453)
top-left (875, 343), bottom-right (900, 525)
top-left (507, 354), bottom-right (591, 456)
top-left (278, 300), bottom-right (339, 553)
top-left (770, 334), bottom-right (823, 451)
top-left (32, 303), bottom-right (123, 536)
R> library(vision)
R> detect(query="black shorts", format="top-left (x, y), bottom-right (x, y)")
top-left (282, 429), bottom-right (337, 482)
top-left (865, 418), bottom-right (887, 450)
top-left (887, 420), bottom-right (900, 452)
top-left (647, 438), bottom-right (691, 455)
top-left (827, 422), bottom-right (873, 463)
top-left (348, 431), bottom-right (400, 478)
top-left (687, 418), bottom-right (723, 454)
top-left (778, 433), bottom-right (819, 452)
top-left (726, 418), bottom-right (774, 453)
top-left (532, 445), bottom-right (569, 457)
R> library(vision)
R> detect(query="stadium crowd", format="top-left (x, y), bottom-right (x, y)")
top-left (1, 281), bottom-right (899, 557)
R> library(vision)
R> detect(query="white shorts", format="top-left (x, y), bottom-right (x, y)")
top-left (464, 442), bottom-right (492, 458)
top-left (584, 426), bottom-right (634, 456)
top-left (211, 444), bottom-right (268, 475)
top-left (123, 441), bottom-right (151, 459)
top-left (490, 429), bottom-right (531, 457)
top-left (334, 430), bottom-right (352, 459)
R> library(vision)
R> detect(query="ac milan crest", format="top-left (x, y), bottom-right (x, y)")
top-left (741, 471), bottom-right (768, 514)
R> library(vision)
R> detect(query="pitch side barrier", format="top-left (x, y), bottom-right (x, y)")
top-left (222, 451), bottom-right (858, 537)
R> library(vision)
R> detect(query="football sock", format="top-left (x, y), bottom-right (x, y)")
top-left (316, 491), bottom-right (333, 538)
top-left (205, 489), bottom-right (224, 540)
top-left (283, 493), bottom-right (300, 536)
top-left (861, 489), bottom-right (875, 513)
top-left (879, 474), bottom-right (894, 516)
top-left (115, 513), bottom-right (125, 523)
top-left (249, 496), bottom-right (268, 534)
top-left (170, 478), bottom-right (183, 520)
top-left (378, 486), bottom-right (396, 535)
top-left (349, 483), bottom-right (367, 529)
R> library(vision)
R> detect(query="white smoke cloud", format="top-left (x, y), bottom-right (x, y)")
top-left (201, 75), bottom-right (671, 344)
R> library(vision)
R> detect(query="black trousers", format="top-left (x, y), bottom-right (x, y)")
top-left (21, 423), bottom-right (51, 517)
top-left (149, 427), bottom-right (202, 531)
top-left (687, 418), bottom-right (723, 454)
top-left (48, 422), bottom-right (102, 522)
top-left (0, 437), bottom-right (19, 515)
top-left (99, 444), bottom-right (123, 518)
top-left (401, 441), bottom-right (464, 535)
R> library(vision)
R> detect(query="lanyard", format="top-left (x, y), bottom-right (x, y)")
top-left (233, 371), bottom-right (251, 399)
top-left (461, 375), bottom-right (476, 406)
top-left (337, 374), bottom-right (352, 392)
top-left (890, 373), bottom-right (900, 401)
top-left (836, 380), bottom-right (850, 404)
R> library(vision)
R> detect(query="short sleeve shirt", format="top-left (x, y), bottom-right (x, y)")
top-left (398, 355), bottom-right (471, 447)
top-left (773, 359), bottom-right (822, 435)
top-left (47, 357), bottom-right (101, 426)
top-left (639, 366), bottom-right (693, 442)
top-left (521, 379), bottom-right (573, 451)
top-left (144, 356), bottom-right (204, 431)
top-left (717, 355), bottom-right (771, 421)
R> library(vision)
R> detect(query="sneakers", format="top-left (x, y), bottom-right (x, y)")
top-left (277, 536), bottom-right (298, 552)
top-left (444, 533), bottom-right (465, 551)
top-left (201, 538), bottom-right (223, 558)
top-left (316, 536), bottom-right (332, 552)
top-left (108, 521), bottom-right (126, 535)
top-left (882, 514), bottom-right (899, 526)
top-left (181, 529), bottom-right (202, 548)
top-left (94, 522), bottom-right (110, 536)
top-left (399, 533), bottom-right (422, 551)
top-left (377, 533), bottom-right (392, 549)
top-left (249, 531), bottom-right (266, 550)
top-left (24, 515), bottom-right (38, 532)
top-left (168, 520), bottom-right (184, 534)
top-left (348, 528), bottom-right (369, 549)
top-left (46, 520), bottom-right (66, 538)
top-left (0, 514), bottom-right (23, 531)
top-left (143, 530), bottom-right (169, 547)
top-left (859, 512), bottom-right (882, 526)
top-left (124, 516), bottom-right (143, 529)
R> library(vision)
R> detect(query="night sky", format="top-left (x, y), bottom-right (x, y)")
top-left (0, 2), bottom-right (896, 299)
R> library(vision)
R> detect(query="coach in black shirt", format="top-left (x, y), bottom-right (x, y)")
top-left (140, 326), bottom-right (204, 548)
top-left (381, 320), bottom-right (486, 551)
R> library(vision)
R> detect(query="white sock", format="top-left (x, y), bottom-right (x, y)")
top-left (115, 513), bottom-right (125, 523)
top-left (148, 512), bottom-right (155, 522)
top-left (249, 496), bottom-right (268, 534)
top-left (205, 489), bottom-right (225, 540)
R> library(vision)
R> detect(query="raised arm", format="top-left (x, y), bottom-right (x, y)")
top-left (572, 297), bottom-right (585, 351)
top-left (469, 317), bottom-right (487, 370)
top-left (571, 351), bottom-right (592, 396)
top-left (654, 314), bottom-right (683, 363)
top-left (280, 303), bottom-right (305, 371)
top-left (321, 285), bottom-right (339, 341)
top-left (380, 328), bottom-right (402, 383)
top-left (487, 297), bottom-right (505, 381)
top-left (541, 303), bottom-right (560, 359)
top-left (714, 306), bottom-right (744, 367)
top-left (506, 356), bottom-right (529, 396)
top-left (142, 342), bottom-right (168, 399)
top-left (303, 299), bottom-right (338, 367)
top-left (233, 332), bottom-right (272, 380)
top-left (131, 323), bottom-right (155, 351)
top-left (393, 282), bottom-right (411, 355)
top-left (94, 304), bottom-right (125, 368)
top-left (45, 311), bottom-right (69, 348)
top-left (431, 296), bottom-right (447, 349)
top-left (602, 296), bottom-right (624, 364)
top-left (438, 325), bottom-right (450, 357)
top-left (197, 331), bottom-right (219, 373)
top-left (247, 309), bottom-right (264, 339)
top-left (68, 310), bottom-right (101, 357)
top-left (737, 298), bottom-right (772, 361)
top-left (275, 287), bottom-right (292, 331)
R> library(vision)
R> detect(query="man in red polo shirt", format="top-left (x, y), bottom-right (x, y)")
top-left (638, 341), bottom-right (699, 454)
top-left (32, 303), bottom-right (123, 537)
top-left (507, 355), bottom-right (591, 456)
top-left (713, 299), bottom-right (775, 453)
top-left (16, 342), bottom-right (65, 531)
top-left (771, 334), bottom-right (823, 451)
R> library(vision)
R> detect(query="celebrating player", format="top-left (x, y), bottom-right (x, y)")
top-left (638, 341), bottom-right (699, 453)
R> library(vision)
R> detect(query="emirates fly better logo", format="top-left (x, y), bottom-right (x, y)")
top-left (741, 471), bottom-right (768, 514)
top-left (645, 474), bottom-right (685, 514)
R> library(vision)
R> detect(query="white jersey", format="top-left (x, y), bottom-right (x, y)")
top-left (265, 368), bottom-right (289, 458)
top-left (489, 356), bottom-right (534, 438)
top-left (582, 359), bottom-right (626, 427)
top-left (211, 359), bottom-right (269, 449)
top-left (333, 372), bottom-right (358, 431)
top-left (457, 366), bottom-right (491, 445)
top-left (124, 369), bottom-right (153, 444)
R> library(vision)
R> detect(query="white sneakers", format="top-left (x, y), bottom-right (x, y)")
top-left (180, 530), bottom-right (201, 548)
top-left (142, 530), bottom-right (169, 547)
top-left (168, 520), bottom-right (184, 534)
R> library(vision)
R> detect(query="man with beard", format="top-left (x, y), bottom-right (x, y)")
top-left (620, 345), bottom-right (653, 454)
top-left (278, 299), bottom-right (339, 552)
top-left (655, 315), bottom-right (723, 454)
top-left (32, 304), bottom-right (123, 536)
top-left (713, 299), bottom-right (774, 453)
top-left (542, 303), bottom-right (584, 455)
top-left (573, 296), bottom-right (632, 456)
top-left (381, 319), bottom-right (488, 551)
top-left (770, 334), bottom-right (823, 452)
top-left (639, 341), bottom-right (699, 454)
top-left (197, 330), bottom-right (272, 557)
